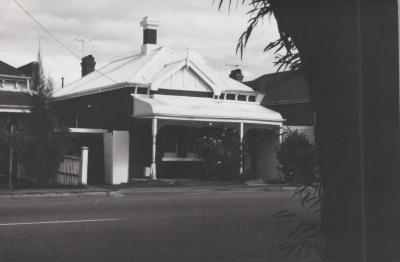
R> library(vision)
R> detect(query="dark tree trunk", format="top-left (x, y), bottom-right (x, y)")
top-left (270, 0), bottom-right (399, 261)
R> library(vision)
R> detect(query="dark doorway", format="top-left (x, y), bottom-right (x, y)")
top-left (70, 133), bottom-right (105, 185)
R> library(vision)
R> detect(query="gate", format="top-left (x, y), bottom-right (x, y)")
top-left (56, 147), bottom-right (88, 186)
top-left (56, 155), bottom-right (81, 185)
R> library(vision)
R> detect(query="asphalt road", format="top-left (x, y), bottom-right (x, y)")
top-left (0, 187), bottom-right (320, 262)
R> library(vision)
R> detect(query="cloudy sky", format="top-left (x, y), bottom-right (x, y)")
top-left (1, 0), bottom-right (280, 88)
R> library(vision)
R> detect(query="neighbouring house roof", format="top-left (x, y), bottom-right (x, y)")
top-left (0, 60), bottom-right (38, 77)
top-left (17, 62), bottom-right (39, 78)
top-left (0, 61), bottom-right (20, 75)
top-left (0, 60), bottom-right (39, 112)
top-left (245, 71), bottom-right (310, 106)
top-left (132, 94), bottom-right (283, 125)
top-left (50, 47), bottom-right (255, 101)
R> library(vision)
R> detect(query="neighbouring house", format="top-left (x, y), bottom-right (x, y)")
top-left (244, 71), bottom-right (315, 142)
top-left (49, 16), bottom-right (284, 185)
top-left (0, 60), bottom-right (40, 181)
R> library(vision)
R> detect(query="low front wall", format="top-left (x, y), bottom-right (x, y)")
top-left (158, 161), bottom-right (204, 179)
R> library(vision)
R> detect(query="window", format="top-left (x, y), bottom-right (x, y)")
top-left (136, 87), bottom-right (149, 94)
top-left (162, 127), bottom-right (201, 161)
top-left (226, 93), bottom-right (236, 100)
top-left (219, 93), bottom-right (225, 99)
top-left (164, 129), bottom-right (177, 153)
top-left (237, 95), bottom-right (246, 101)
top-left (248, 95), bottom-right (256, 102)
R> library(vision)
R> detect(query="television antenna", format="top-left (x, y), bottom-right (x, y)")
top-left (73, 37), bottom-right (97, 57)
top-left (225, 63), bottom-right (250, 69)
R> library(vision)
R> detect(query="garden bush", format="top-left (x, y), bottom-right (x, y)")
top-left (12, 107), bottom-right (72, 185)
top-left (276, 130), bottom-right (317, 185)
top-left (196, 127), bottom-right (242, 180)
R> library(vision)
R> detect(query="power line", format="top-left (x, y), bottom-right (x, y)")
top-left (12, 0), bottom-right (117, 84)
top-left (13, 0), bottom-right (80, 60)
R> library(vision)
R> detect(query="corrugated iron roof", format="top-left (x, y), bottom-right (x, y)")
top-left (132, 94), bottom-right (283, 124)
top-left (50, 46), bottom-right (254, 100)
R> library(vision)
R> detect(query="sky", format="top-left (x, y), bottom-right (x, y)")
top-left (0, 0), bottom-right (281, 89)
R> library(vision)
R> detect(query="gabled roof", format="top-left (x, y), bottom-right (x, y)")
top-left (245, 71), bottom-right (310, 105)
top-left (0, 60), bottom-right (38, 77)
top-left (17, 62), bottom-right (39, 78)
top-left (50, 47), bottom-right (254, 101)
top-left (0, 61), bottom-right (19, 75)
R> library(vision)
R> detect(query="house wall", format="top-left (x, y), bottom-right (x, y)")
top-left (130, 119), bottom-right (152, 178)
top-left (0, 91), bottom-right (40, 108)
top-left (51, 88), bottom-right (134, 130)
top-left (156, 89), bottom-right (212, 98)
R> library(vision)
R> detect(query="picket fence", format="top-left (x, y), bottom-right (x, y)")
top-left (56, 155), bottom-right (81, 186)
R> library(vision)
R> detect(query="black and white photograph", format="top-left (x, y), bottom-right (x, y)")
top-left (0, 0), bottom-right (398, 261)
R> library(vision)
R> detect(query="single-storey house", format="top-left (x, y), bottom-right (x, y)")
top-left (50, 17), bottom-right (284, 184)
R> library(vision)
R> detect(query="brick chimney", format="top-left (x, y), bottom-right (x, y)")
top-left (229, 69), bottom-right (244, 82)
top-left (140, 16), bottom-right (160, 54)
top-left (81, 55), bottom-right (96, 77)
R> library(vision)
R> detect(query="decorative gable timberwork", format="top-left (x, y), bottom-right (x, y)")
top-left (154, 66), bottom-right (212, 93)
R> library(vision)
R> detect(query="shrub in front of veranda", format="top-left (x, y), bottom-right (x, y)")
top-left (196, 128), bottom-right (242, 180)
top-left (276, 131), bottom-right (317, 185)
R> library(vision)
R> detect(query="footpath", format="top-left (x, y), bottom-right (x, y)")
top-left (0, 179), bottom-right (297, 199)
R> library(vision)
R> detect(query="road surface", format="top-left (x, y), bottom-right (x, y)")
top-left (0, 187), bottom-right (320, 262)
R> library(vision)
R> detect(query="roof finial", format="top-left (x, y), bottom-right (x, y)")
top-left (185, 48), bottom-right (189, 70)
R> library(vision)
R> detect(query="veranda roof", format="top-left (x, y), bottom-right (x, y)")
top-left (132, 94), bottom-right (284, 125)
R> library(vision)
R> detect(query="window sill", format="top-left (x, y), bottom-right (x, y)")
top-left (162, 157), bottom-right (203, 162)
